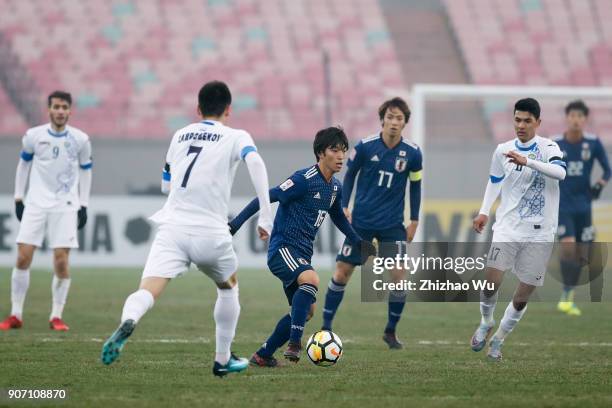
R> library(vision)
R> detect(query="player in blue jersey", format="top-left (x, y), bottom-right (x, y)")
top-left (554, 100), bottom-right (610, 316)
top-left (229, 127), bottom-right (376, 365)
top-left (320, 97), bottom-right (422, 349)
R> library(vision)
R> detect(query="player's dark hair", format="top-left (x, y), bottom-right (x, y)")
top-left (198, 80), bottom-right (232, 117)
top-left (47, 90), bottom-right (72, 107)
top-left (514, 98), bottom-right (541, 120)
top-left (313, 126), bottom-right (349, 161)
top-left (378, 97), bottom-right (411, 123)
top-left (565, 99), bottom-right (589, 117)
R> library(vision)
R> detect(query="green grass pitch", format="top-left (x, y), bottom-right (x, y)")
top-left (1, 267), bottom-right (611, 407)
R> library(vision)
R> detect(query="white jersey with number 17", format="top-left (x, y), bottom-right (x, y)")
top-left (150, 120), bottom-right (257, 232)
top-left (489, 135), bottom-right (564, 237)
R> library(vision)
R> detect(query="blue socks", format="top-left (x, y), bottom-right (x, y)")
top-left (385, 291), bottom-right (407, 333)
top-left (289, 284), bottom-right (318, 344)
top-left (257, 313), bottom-right (291, 357)
top-left (322, 279), bottom-right (346, 330)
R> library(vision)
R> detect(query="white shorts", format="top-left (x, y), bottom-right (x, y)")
top-left (142, 226), bottom-right (238, 283)
top-left (16, 207), bottom-right (78, 249)
top-left (486, 231), bottom-right (554, 286)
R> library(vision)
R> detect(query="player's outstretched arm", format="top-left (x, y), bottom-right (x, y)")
top-left (506, 146), bottom-right (566, 180)
top-left (244, 151), bottom-right (273, 238)
top-left (525, 158), bottom-right (566, 180)
top-left (228, 174), bottom-right (308, 235)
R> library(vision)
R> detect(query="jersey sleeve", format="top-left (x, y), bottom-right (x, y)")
top-left (409, 147), bottom-right (423, 182)
top-left (329, 184), bottom-right (362, 244)
top-left (269, 173), bottom-right (308, 204)
top-left (20, 130), bottom-right (35, 161)
top-left (233, 130), bottom-right (257, 162)
top-left (78, 136), bottom-right (93, 170)
top-left (489, 145), bottom-right (505, 183)
top-left (229, 172), bottom-right (307, 234)
top-left (546, 141), bottom-right (566, 168)
top-left (594, 138), bottom-right (611, 181)
top-left (341, 142), bottom-right (365, 208)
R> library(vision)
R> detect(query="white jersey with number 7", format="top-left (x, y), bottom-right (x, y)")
top-left (150, 119), bottom-right (257, 232)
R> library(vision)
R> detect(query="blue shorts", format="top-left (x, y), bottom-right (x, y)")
top-left (336, 224), bottom-right (406, 266)
top-left (267, 246), bottom-right (313, 304)
top-left (558, 211), bottom-right (594, 242)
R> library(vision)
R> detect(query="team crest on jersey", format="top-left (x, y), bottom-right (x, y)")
top-left (399, 150), bottom-right (406, 157)
top-left (279, 179), bottom-right (294, 191)
top-left (581, 143), bottom-right (591, 160)
top-left (528, 153), bottom-right (537, 160)
top-left (395, 158), bottom-right (407, 172)
top-left (330, 185), bottom-right (338, 205)
top-left (297, 258), bottom-right (309, 265)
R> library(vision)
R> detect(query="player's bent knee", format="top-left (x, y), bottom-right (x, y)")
top-left (54, 258), bottom-right (70, 277)
top-left (16, 245), bottom-right (35, 269)
top-left (298, 269), bottom-right (319, 287)
top-left (16, 254), bottom-right (32, 270)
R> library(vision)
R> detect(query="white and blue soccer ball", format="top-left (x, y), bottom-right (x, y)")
top-left (306, 330), bottom-right (343, 367)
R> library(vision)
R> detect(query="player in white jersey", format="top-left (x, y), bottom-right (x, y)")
top-left (0, 91), bottom-right (93, 332)
top-left (100, 81), bottom-right (273, 377)
top-left (471, 98), bottom-right (567, 361)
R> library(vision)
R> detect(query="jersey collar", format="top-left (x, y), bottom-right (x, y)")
top-left (315, 164), bottom-right (334, 184)
top-left (514, 138), bottom-right (537, 151)
top-left (201, 119), bottom-right (220, 126)
top-left (47, 125), bottom-right (68, 137)
top-left (379, 132), bottom-right (402, 150)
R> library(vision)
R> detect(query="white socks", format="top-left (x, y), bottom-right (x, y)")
top-left (479, 291), bottom-right (498, 326)
top-left (494, 302), bottom-right (527, 341)
top-left (10, 268), bottom-right (30, 320)
top-left (121, 289), bottom-right (155, 324)
top-left (214, 285), bottom-right (240, 365)
top-left (50, 276), bottom-right (72, 319)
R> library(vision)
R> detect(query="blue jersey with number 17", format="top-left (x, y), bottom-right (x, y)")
top-left (342, 133), bottom-right (423, 231)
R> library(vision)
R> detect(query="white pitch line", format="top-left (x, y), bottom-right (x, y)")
top-left (33, 337), bottom-right (612, 347)
top-left (40, 337), bottom-right (211, 344)
top-left (416, 340), bottom-right (612, 347)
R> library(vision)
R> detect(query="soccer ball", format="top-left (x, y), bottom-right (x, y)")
top-left (306, 330), bottom-right (343, 366)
